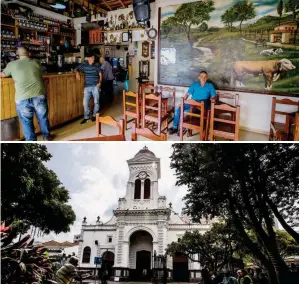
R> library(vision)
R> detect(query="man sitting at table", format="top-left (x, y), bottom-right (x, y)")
top-left (168, 71), bottom-right (216, 135)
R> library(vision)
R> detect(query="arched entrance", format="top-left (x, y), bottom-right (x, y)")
top-left (172, 252), bottom-right (189, 282)
top-left (129, 230), bottom-right (153, 281)
top-left (102, 251), bottom-right (115, 280)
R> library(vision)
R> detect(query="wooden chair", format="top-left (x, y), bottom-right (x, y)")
top-left (179, 98), bottom-right (205, 141)
top-left (96, 115), bottom-right (125, 137)
top-left (294, 113), bottom-right (299, 141)
top-left (142, 93), bottom-right (169, 135)
top-left (123, 90), bottom-right (140, 130)
top-left (209, 102), bottom-right (240, 141)
top-left (158, 86), bottom-right (176, 123)
top-left (70, 135), bottom-right (125, 141)
top-left (140, 82), bottom-right (156, 95)
top-left (216, 92), bottom-right (239, 106)
top-left (131, 123), bottom-right (167, 141)
top-left (269, 97), bottom-right (299, 141)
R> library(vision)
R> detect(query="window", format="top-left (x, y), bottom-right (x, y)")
top-left (144, 179), bottom-right (151, 199)
top-left (134, 179), bottom-right (141, 199)
top-left (107, 236), bottom-right (113, 243)
top-left (82, 246), bottom-right (91, 263)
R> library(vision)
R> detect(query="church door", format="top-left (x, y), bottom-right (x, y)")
top-left (173, 253), bottom-right (189, 282)
top-left (136, 250), bottom-right (151, 281)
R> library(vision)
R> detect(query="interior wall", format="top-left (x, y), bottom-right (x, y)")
top-left (153, 0), bottom-right (299, 135)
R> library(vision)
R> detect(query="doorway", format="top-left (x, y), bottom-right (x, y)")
top-left (172, 252), bottom-right (189, 282)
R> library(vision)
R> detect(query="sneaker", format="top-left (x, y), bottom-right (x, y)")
top-left (168, 127), bottom-right (178, 135)
top-left (91, 117), bottom-right (96, 122)
top-left (80, 119), bottom-right (89, 124)
top-left (43, 134), bottom-right (54, 141)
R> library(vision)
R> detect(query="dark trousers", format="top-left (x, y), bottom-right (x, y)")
top-left (101, 80), bottom-right (114, 107)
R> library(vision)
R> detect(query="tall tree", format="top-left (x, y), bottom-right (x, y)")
top-left (285, 0), bottom-right (299, 21)
top-left (233, 0), bottom-right (256, 31)
top-left (221, 7), bottom-right (238, 32)
top-left (167, 222), bottom-right (239, 272)
top-left (167, 0), bottom-right (215, 47)
top-left (277, 0), bottom-right (284, 25)
top-left (1, 144), bottom-right (76, 235)
top-left (170, 144), bottom-right (299, 284)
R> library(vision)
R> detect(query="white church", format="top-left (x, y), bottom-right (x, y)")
top-left (74, 147), bottom-right (212, 282)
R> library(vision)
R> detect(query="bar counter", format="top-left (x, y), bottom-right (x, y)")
top-left (1, 72), bottom-right (84, 140)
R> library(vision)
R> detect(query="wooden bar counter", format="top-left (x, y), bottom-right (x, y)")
top-left (1, 72), bottom-right (84, 140)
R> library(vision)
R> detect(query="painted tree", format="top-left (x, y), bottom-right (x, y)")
top-left (277, 0), bottom-right (284, 25)
top-left (170, 144), bottom-right (299, 284)
top-left (1, 144), bottom-right (76, 235)
top-left (167, 222), bottom-right (239, 272)
top-left (233, 0), bottom-right (256, 31)
top-left (221, 7), bottom-right (238, 32)
top-left (168, 0), bottom-right (215, 46)
top-left (285, 0), bottom-right (299, 21)
top-left (161, 16), bottom-right (178, 39)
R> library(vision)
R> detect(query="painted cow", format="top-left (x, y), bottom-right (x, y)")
top-left (233, 59), bottom-right (296, 90)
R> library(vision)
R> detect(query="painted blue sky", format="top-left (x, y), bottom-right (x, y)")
top-left (161, 0), bottom-right (284, 28)
top-left (34, 144), bottom-right (188, 242)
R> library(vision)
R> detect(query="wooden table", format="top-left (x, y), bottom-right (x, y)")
top-left (286, 111), bottom-right (299, 140)
top-left (70, 135), bottom-right (126, 141)
top-left (1, 72), bottom-right (85, 140)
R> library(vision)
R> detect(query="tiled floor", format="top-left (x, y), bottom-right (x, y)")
top-left (39, 88), bottom-right (268, 142)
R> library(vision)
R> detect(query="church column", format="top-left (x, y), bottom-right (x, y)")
top-left (122, 241), bottom-right (130, 267)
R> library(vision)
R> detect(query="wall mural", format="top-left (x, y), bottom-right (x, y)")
top-left (158, 0), bottom-right (299, 95)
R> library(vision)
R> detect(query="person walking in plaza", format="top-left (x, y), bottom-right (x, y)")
top-left (0, 47), bottom-right (52, 141)
top-left (168, 70), bottom-right (216, 136)
top-left (75, 53), bottom-right (102, 124)
top-left (238, 269), bottom-right (253, 284)
top-left (222, 271), bottom-right (238, 284)
top-left (99, 56), bottom-right (115, 106)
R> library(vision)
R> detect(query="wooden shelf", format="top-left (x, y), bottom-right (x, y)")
top-left (18, 26), bottom-right (38, 31)
top-left (1, 24), bottom-right (15, 28)
top-left (21, 41), bottom-right (45, 46)
top-left (1, 38), bottom-right (16, 41)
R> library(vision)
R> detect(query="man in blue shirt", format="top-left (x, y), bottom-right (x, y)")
top-left (169, 71), bottom-right (216, 135)
top-left (75, 53), bottom-right (102, 124)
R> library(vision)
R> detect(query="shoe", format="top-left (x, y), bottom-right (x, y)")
top-left (168, 127), bottom-right (178, 135)
top-left (91, 117), bottom-right (96, 122)
top-left (80, 119), bottom-right (89, 124)
top-left (43, 134), bottom-right (54, 141)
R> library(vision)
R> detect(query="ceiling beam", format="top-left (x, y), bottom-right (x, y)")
top-left (102, 0), bottom-right (112, 11)
top-left (118, 0), bottom-right (125, 8)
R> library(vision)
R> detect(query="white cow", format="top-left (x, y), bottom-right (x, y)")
top-left (260, 48), bottom-right (275, 56)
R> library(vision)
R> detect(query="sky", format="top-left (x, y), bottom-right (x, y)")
top-left (35, 143), bottom-right (188, 243)
top-left (161, 0), bottom-right (290, 28)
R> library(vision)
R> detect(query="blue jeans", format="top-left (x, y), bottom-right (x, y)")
top-left (16, 95), bottom-right (50, 141)
top-left (173, 99), bottom-right (210, 129)
top-left (83, 86), bottom-right (100, 119)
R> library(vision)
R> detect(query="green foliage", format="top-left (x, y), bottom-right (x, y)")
top-left (170, 144), bottom-right (299, 284)
top-left (285, 0), bottom-right (299, 21)
top-left (277, 0), bottom-right (284, 19)
top-left (1, 222), bottom-right (56, 283)
top-left (167, 222), bottom-right (239, 272)
top-left (1, 144), bottom-right (76, 235)
top-left (221, 7), bottom-right (238, 32)
top-left (233, 0), bottom-right (256, 31)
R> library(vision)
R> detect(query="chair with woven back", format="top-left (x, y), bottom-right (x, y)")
top-left (209, 101), bottom-right (240, 141)
top-left (142, 92), bottom-right (169, 135)
top-left (269, 97), bottom-right (299, 141)
top-left (123, 90), bottom-right (140, 130)
top-left (179, 98), bottom-right (205, 141)
top-left (131, 123), bottom-right (167, 141)
top-left (96, 114), bottom-right (125, 137)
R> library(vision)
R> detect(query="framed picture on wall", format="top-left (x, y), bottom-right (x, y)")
top-left (122, 32), bottom-right (129, 42)
top-left (151, 42), bottom-right (155, 59)
top-left (158, 1), bottom-right (299, 96)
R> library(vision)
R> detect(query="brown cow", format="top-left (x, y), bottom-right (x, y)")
top-left (233, 59), bottom-right (296, 90)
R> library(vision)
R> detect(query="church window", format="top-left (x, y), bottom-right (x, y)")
top-left (144, 179), bottom-right (151, 199)
top-left (82, 246), bottom-right (91, 263)
top-left (107, 236), bottom-right (113, 243)
top-left (134, 179), bottom-right (141, 199)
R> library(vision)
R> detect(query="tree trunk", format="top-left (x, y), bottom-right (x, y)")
top-left (239, 21), bottom-right (243, 32)
top-left (266, 198), bottom-right (299, 244)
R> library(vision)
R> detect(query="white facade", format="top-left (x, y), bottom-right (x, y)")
top-left (76, 147), bottom-right (211, 281)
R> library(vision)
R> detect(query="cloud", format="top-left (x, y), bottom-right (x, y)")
top-left (35, 143), bottom-right (185, 242)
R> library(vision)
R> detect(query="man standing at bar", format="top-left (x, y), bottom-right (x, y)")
top-left (75, 53), bottom-right (102, 124)
top-left (0, 47), bottom-right (52, 141)
top-left (100, 56), bottom-right (114, 106)
top-left (168, 71), bottom-right (216, 135)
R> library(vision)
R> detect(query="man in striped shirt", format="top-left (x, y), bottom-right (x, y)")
top-left (56, 256), bottom-right (81, 284)
top-left (75, 53), bottom-right (102, 124)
